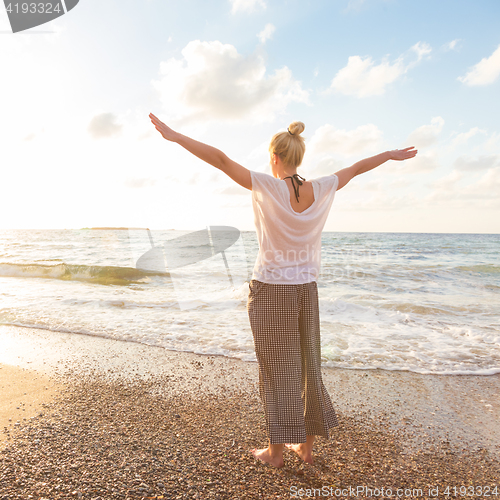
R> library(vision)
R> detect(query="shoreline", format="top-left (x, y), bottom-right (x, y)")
top-left (1, 324), bottom-right (499, 498)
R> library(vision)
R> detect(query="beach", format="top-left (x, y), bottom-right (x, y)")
top-left (0, 364), bottom-right (59, 450)
top-left (1, 324), bottom-right (499, 499)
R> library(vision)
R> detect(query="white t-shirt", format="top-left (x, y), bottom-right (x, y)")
top-left (250, 170), bottom-right (339, 284)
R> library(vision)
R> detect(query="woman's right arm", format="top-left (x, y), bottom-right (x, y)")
top-left (149, 113), bottom-right (252, 190)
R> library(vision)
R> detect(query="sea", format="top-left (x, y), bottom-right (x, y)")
top-left (0, 229), bottom-right (499, 376)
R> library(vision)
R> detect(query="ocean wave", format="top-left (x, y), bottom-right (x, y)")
top-left (378, 302), bottom-right (483, 316)
top-left (2, 320), bottom-right (499, 376)
top-left (0, 262), bottom-right (170, 286)
top-left (457, 264), bottom-right (500, 274)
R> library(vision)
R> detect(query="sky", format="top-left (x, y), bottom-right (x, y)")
top-left (1, 0), bottom-right (499, 233)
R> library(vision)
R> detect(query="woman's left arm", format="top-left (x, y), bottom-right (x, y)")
top-left (149, 113), bottom-right (252, 190)
top-left (334, 147), bottom-right (417, 191)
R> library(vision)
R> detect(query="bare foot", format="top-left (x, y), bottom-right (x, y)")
top-left (250, 448), bottom-right (284, 468)
top-left (285, 443), bottom-right (314, 464)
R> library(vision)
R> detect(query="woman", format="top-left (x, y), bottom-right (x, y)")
top-left (149, 113), bottom-right (417, 468)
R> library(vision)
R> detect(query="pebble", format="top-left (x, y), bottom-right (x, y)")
top-left (0, 374), bottom-right (498, 499)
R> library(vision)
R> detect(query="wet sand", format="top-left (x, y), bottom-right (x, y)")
top-left (0, 364), bottom-right (59, 449)
top-left (0, 324), bottom-right (499, 498)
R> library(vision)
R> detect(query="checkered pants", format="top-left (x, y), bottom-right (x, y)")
top-left (247, 279), bottom-right (339, 444)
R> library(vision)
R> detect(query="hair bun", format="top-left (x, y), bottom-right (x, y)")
top-left (269, 121), bottom-right (306, 167)
top-left (288, 121), bottom-right (305, 136)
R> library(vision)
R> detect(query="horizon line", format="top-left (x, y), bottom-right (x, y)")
top-left (1, 228), bottom-right (499, 236)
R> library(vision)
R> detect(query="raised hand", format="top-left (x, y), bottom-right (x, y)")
top-left (149, 113), bottom-right (178, 142)
top-left (390, 147), bottom-right (418, 161)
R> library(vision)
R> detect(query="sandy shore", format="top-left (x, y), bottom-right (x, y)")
top-left (0, 324), bottom-right (499, 499)
top-left (0, 364), bottom-right (59, 449)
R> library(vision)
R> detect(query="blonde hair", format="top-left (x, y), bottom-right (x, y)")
top-left (269, 121), bottom-right (306, 168)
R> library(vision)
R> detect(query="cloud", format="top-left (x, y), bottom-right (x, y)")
top-left (330, 55), bottom-right (404, 97)
top-left (466, 167), bottom-right (500, 200)
top-left (410, 41), bottom-right (432, 61)
top-left (305, 157), bottom-right (345, 178)
top-left (451, 127), bottom-right (486, 147)
top-left (406, 117), bottom-right (444, 148)
top-left (484, 132), bottom-right (500, 151)
top-left (219, 185), bottom-right (249, 196)
top-left (308, 123), bottom-right (383, 156)
top-left (356, 177), bottom-right (412, 191)
top-left (428, 167), bottom-right (500, 207)
top-left (330, 42), bottom-right (431, 97)
top-left (334, 190), bottom-right (420, 212)
top-left (257, 23), bottom-right (275, 44)
top-left (24, 133), bottom-right (36, 142)
top-left (230, 0), bottom-right (266, 14)
top-left (87, 113), bottom-right (123, 139)
top-left (454, 154), bottom-right (499, 171)
top-left (152, 40), bottom-right (309, 123)
top-left (458, 45), bottom-right (500, 86)
top-left (429, 170), bottom-right (464, 190)
top-left (443, 39), bottom-right (461, 52)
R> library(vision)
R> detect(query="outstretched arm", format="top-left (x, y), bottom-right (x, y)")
top-left (149, 113), bottom-right (252, 190)
top-left (334, 147), bottom-right (417, 191)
